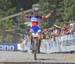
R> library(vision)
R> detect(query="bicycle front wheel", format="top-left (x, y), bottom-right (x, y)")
top-left (33, 38), bottom-right (37, 60)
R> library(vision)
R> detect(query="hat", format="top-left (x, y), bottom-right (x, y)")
top-left (53, 25), bottom-right (61, 28)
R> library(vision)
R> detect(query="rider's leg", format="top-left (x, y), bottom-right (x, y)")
top-left (30, 26), bottom-right (41, 53)
top-left (37, 30), bottom-right (42, 53)
top-left (29, 29), bottom-right (34, 52)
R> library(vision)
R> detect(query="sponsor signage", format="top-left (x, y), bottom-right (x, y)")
top-left (0, 43), bottom-right (17, 51)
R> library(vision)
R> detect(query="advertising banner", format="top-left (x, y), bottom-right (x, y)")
top-left (0, 43), bottom-right (17, 51)
top-left (40, 39), bottom-right (60, 53)
top-left (60, 34), bottom-right (75, 52)
top-left (17, 34), bottom-right (75, 53)
top-left (40, 34), bottom-right (75, 53)
top-left (17, 39), bottom-right (31, 51)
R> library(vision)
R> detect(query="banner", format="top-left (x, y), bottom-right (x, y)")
top-left (40, 39), bottom-right (51, 53)
top-left (0, 43), bottom-right (17, 51)
top-left (17, 39), bottom-right (32, 51)
top-left (40, 39), bottom-right (60, 53)
top-left (60, 34), bottom-right (75, 52)
top-left (40, 34), bottom-right (75, 53)
top-left (17, 33), bottom-right (75, 53)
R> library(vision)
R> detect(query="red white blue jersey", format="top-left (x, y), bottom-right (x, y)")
top-left (30, 16), bottom-right (41, 26)
top-left (25, 15), bottom-right (46, 26)
top-left (25, 15), bottom-right (46, 32)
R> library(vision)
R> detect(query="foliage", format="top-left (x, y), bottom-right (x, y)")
top-left (0, 0), bottom-right (17, 43)
top-left (64, 0), bottom-right (75, 21)
top-left (0, 0), bottom-right (17, 30)
top-left (39, 0), bottom-right (75, 28)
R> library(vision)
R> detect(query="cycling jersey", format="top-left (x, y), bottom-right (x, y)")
top-left (25, 15), bottom-right (47, 33)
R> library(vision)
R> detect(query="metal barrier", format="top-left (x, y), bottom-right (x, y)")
top-left (40, 33), bottom-right (75, 53)
top-left (17, 33), bottom-right (75, 53)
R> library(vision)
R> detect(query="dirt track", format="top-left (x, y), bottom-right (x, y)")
top-left (0, 51), bottom-right (75, 63)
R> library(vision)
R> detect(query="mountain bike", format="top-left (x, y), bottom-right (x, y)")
top-left (32, 32), bottom-right (38, 60)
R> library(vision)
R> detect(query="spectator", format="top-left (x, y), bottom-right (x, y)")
top-left (43, 28), bottom-right (50, 39)
top-left (69, 19), bottom-right (75, 33)
top-left (51, 24), bottom-right (61, 37)
top-left (69, 18), bottom-right (75, 25)
top-left (48, 27), bottom-right (53, 38)
top-left (73, 23), bottom-right (75, 32)
top-left (62, 23), bottom-right (69, 35)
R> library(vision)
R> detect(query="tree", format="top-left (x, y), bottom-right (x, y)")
top-left (0, 0), bottom-right (17, 18)
top-left (0, 0), bottom-right (17, 30)
top-left (32, 0), bottom-right (39, 4)
top-left (39, 0), bottom-right (64, 28)
top-left (64, 0), bottom-right (75, 21)
top-left (39, 0), bottom-right (50, 29)
top-left (0, 0), bottom-right (40, 43)
top-left (0, 0), bottom-right (17, 43)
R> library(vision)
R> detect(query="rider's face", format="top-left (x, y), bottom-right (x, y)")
top-left (33, 11), bottom-right (39, 16)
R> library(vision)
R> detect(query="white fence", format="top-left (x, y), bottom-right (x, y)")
top-left (17, 33), bottom-right (75, 53)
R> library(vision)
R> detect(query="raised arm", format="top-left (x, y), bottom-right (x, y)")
top-left (20, 8), bottom-right (25, 16)
top-left (45, 12), bottom-right (52, 18)
top-left (21, 8), bottom-right (30, 18)
top-left (42, 10), bottom-right (54, 19)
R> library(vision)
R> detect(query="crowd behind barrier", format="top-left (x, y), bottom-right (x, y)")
top-left (40, 33), bottom-right (75, 53)
top-left (17, 33), bottom-right (75, 53)
top-left (0, 33), bottom-right (75, 53)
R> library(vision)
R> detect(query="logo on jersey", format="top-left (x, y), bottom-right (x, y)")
top-left (30, 16), bottom-right (40, 22)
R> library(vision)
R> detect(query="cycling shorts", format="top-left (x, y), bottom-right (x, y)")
top-left (30, 26), bottom-right (41, 33)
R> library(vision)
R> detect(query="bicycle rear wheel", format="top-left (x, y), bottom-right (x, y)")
top-left (33, 37), bottom-right (37, 60)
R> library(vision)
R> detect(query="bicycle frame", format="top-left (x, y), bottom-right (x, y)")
top-left (32, 32), bottom-right (38, 60)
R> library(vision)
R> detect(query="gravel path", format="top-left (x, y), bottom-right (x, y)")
top-left (0, 51), bottom-right (75, 63)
